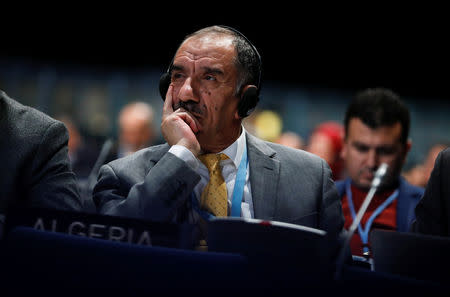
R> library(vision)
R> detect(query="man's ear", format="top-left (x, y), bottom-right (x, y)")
top-left (406, 139), bottom-right (412, 154)
top-left (340, 134), bottom-right (348, 159)
top-left (403, 139), bottom-right (412, 160)
top-left (401, 139), bottom-right (413, 166)
top-left (234, 110), bottom-right (241, 120)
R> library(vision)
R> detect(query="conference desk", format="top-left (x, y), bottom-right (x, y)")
top-left (0, 209), bottom-right (448, 296)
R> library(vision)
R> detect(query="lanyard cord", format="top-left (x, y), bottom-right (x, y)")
top-left (345, 179), bottom-right (399, 254)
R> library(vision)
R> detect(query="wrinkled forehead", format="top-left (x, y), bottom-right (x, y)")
top-left (174, 33), bottom-right (236, 63)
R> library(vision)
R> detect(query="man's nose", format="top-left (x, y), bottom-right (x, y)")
top-left (178, 77), bottom-right (199, 103)
top-left (366, 149), bottom-right (379, 169)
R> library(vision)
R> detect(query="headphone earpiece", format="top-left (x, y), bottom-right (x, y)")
top-left (238, 86), bottom-right (259, 118)
top-left (159, 72), bottom-right (171, 101)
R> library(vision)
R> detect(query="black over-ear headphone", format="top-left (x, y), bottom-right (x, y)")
top-left (158, 25), bottom-right (262, 118)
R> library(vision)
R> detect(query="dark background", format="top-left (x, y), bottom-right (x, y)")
top-left (1, 8), bottom-right (449, 172)
top-left (1, 9), bottom-right (448, 101)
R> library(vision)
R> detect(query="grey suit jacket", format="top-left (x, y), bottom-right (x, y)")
top-left (93, 132), bottom-right (344, 239)
top-left (0, 91), bottom-right (83, 221)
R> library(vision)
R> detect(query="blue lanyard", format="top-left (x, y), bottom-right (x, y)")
top-left (345, 178), bottom-right (399, 254)
top-left (191, 146), bottom-right (248, 220)
top-left (230, 146), bottom-right (248, 217)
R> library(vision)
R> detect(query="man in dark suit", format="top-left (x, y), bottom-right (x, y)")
top-left (93, 25), bottom-right (344, 242)
top-left (335, 88), bottom-right (424, 260)
top-left (413, 147), bottom-right (450, 236)
top-left (0, 90), bottom-right (83, 236)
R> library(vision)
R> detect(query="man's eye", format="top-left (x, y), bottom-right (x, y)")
top-left (355, 145), bottom-right (369, 152)
top-left (204, 75), bottom-right (216, 81)
top-left (377, 147), bottom-right (396, 155)
top-left (171, 73), bottom-right (183, 80)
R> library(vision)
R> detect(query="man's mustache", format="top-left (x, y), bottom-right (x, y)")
top-left (173, 101), bottom-right (204, 116)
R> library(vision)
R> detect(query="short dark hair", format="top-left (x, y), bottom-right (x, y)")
top-left (344, 87), bottom-right (410, 144)
top-left (183, 25), bottom-right (261, 96)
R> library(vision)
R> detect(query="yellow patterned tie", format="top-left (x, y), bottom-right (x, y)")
top-left (198, 153), bottom-right (229, 217)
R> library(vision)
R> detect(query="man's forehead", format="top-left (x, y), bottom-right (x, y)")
top-left (175, 34), bottom-right (235, 60)
top-left (187, 32), bottom-right (234, 47)
top-left (189, 33), bottom-right (234, 47)
top-left (347, 118), bottom-right (403, 143)
top-left (348, 118), bottom-right (402, 132)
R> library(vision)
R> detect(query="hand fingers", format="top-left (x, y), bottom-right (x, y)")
top-left (177, 112), bottom-right (200, 133)
top-left (162, 84), bottom-right (174, 118)
top-left (161, 85), bottom-right (201, 134)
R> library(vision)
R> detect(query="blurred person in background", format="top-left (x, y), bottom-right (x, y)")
top-left (57, 115), bottom-right (101, 180)
top-left (306, 121), bottom-right (344, 180)
top-left (61, 101), bottom-right (159, 209)
top-left (57, 115), bottom-right (103, 212)
top-left (252, 109), bottom-right (283, 143)
top-left (335, 87), bottom-right (424, 262)
top-left (0, 90), bottom-right (82, 236)
top-left (403, 142), bottom-right (449, 188)
top-left (113, 101), bottom-right (157, 158)
top-left (275, 131), bottom-right (304, 150)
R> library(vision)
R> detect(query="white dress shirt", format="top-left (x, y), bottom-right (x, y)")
top-left (168, 128), bottom-right (254, 218)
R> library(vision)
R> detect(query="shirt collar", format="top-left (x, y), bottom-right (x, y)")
top-left (221, 126), bottom-right (247, 168)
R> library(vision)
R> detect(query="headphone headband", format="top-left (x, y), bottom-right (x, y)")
top-left (216, 25), bottom-right (262, 89)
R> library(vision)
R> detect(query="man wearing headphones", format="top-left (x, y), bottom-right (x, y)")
top-left (93, 25), bottom-right (344, 241)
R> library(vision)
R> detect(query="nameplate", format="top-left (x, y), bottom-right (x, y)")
top-left (4, 207), bottom-right (196, 249)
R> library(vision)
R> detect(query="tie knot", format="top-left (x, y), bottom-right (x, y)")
top-left (199, 153), bottom-right (228, 171)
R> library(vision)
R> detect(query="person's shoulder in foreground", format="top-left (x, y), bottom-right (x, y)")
top-left (0, 90), bottom-right (82, 214)
top-left (413, 147), bottom-right (450, 237)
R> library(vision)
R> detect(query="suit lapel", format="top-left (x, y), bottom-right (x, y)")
top-left (246, 133), bottom-right (280, 220)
